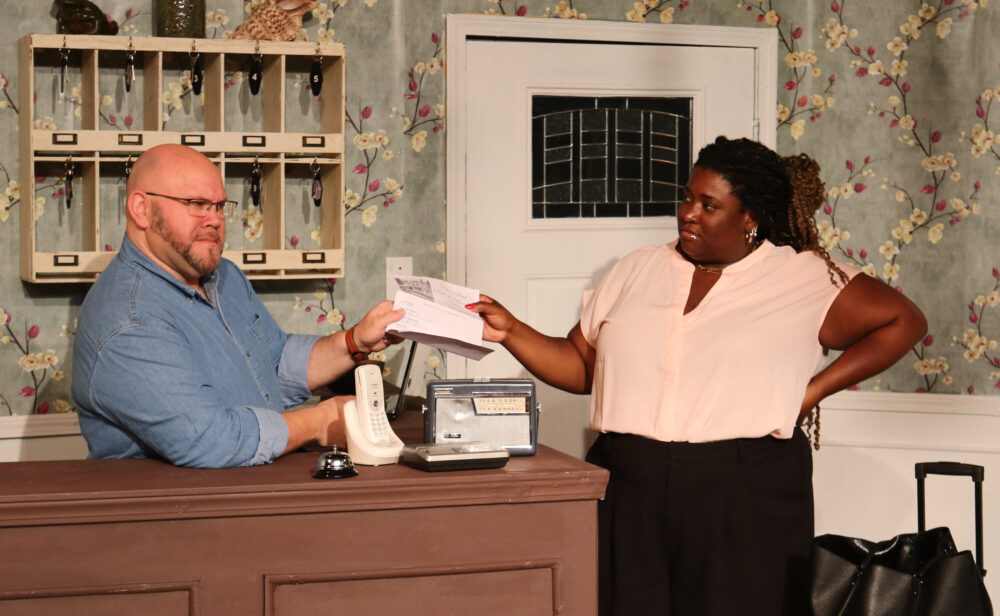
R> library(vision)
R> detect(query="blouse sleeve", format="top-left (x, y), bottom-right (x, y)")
top-left (579, 248), bottom-right (651, 346)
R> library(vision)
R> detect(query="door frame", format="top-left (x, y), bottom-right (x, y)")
top-left (445, 14), bottom-right (777, 377)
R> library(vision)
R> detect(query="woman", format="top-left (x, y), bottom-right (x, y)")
top-left (467, 137), bottom-right (926, 615)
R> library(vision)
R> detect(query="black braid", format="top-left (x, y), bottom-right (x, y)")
top-left (693, 136), bottom-right (848, 287)
top-left (693, 136), bottom-right (798, 248)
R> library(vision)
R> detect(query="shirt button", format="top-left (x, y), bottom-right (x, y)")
top-left (265, 393), bottom-right (271, 402)
top-left (245, 351), bottom-right (251, 357)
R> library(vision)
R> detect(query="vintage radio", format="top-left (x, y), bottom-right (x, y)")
top-left (423, 378), bottom-right (539, 456)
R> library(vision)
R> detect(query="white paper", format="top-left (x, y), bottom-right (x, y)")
top-left (387, 276), bottom-right (493, 360)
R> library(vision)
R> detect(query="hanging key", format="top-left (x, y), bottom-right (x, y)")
top-left (125, 51), bottom-right (135, 92)
top-left (309, 52), bottom-right (323, 97)
top-left (310, 159), bottom-right (323, 207)
top-left (59, 45), bottom-right (70, 96)
top-left (249, 158), bottom-right (263, 210)
top-left (125, 38), bottom-right (135, 93)
top-left (64, 159), bottom-right (74, 209)
top-left (249, 53), bottom-right (263, 96)
top-left (190, 49), bottom-right (203, 96)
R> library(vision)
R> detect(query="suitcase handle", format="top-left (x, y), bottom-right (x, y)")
top-left (915, 461), bottom-right (985, 577)
top-left (915, 461), bottom-right (984, 481)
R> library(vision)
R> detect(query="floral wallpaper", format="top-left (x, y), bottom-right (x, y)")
top-left (0, 0), bottom-right (997, 420)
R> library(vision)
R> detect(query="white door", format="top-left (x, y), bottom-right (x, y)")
top-left (447, 17), bottom-right (776, 458)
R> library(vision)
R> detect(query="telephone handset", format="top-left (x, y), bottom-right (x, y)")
top-left (343, 364), bottom-right (404, 465)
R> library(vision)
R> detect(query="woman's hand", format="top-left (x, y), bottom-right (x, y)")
top-left (798, 379), bottom-right (823, 424)
top-left (467, 293), bottom-right (594, 394)
top-left (806, 273), bottom-right (926, 412)
top-left (466, 294), bottom-right (519, 343)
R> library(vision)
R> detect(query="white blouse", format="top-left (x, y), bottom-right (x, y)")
top-left (579, 240), bottom-right (858, 442)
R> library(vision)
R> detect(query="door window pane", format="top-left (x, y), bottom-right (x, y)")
top-left (531, 96), bottom-right (692, 220)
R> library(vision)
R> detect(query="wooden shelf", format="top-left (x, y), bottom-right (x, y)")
top-left (19, 34), bottom-right (346, 283)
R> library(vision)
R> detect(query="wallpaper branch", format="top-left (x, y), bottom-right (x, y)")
top-left (0, 0), bottom-right (996, 421)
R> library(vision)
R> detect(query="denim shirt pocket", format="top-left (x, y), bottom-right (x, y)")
top-left (248, 313), bottom-right (267, 341)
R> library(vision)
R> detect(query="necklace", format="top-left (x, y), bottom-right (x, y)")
top-left (691, 241), bottom-right (762, 275)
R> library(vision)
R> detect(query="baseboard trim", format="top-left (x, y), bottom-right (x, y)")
top-left (818, 391), bottom-right (1000, 454)
top-left (819, 438), bottom-right (1000, 455)
top-left (0, 413), bottom-right (81, 439)
top-left (823, 390), bottom-right (1000, 416)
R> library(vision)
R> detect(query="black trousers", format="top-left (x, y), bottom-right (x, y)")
top-left (585, 429), bottom-right (814, 616)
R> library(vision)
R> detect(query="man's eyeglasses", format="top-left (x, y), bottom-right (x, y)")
top-left (145, 191), bottom-right (238, 218)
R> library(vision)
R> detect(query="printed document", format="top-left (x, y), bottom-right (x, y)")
top-left (387, 276), bottom-right (493, 360)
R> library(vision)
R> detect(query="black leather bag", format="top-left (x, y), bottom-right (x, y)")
top-left (812, 526), bottom-right (992, 616)
top-left (812, 462), bottom-right (991, 616)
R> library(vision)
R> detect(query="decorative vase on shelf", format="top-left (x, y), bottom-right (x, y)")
top-left (153, 0), bottom-right (206, 38)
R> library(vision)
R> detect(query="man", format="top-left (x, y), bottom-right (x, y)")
top-left (72, 144), bottom-right (404, 467)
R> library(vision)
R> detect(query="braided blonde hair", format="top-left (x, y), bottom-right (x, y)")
top-left (781, 153), bottom-right (849, 290)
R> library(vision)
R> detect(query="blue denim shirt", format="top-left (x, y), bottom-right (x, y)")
top-left (72, 236), bottom-right (320, 467)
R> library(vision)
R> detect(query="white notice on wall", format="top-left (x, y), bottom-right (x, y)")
top-left (387, 276), bottom-right (493, 360)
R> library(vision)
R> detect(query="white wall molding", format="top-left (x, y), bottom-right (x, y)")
top-left (817, 391), bottom-right (1000, 455)
top-left (0, 413), bottom-right (81, 439)
top-left (820, 439), bottom-right (1000, 455)
top-left (823, 390), bottom-right (1000, 416)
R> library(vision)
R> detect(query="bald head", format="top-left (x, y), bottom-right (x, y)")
top-left (126, 144), bottom-right (221, 196)
top-left (124, 145), bottom-right (227, 288)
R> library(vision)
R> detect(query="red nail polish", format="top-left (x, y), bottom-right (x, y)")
top-left (465, 303), bottom-right (475, 309)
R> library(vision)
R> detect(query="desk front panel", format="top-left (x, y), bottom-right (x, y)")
top-left (0, 447), bottom-right (606, 615)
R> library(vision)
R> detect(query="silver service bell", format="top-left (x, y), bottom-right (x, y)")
top-left (313, 446), bottom-right (359, 479)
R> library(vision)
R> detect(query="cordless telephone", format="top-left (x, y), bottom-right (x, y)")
top-left (343, 364), bottom-right (404, 465)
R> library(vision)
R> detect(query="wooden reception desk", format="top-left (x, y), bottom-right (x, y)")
top-left (0, 445), bottom-right (608, 615)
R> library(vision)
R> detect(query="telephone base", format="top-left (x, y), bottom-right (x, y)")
top-left (343, 398), bottom-right (404, 466)
top-left (347, 455), bottom-right (400, 467)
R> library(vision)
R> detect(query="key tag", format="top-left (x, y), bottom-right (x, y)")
top-left (189, 42), bottom-right (203, 96)
top-left (63, 158), bottom-right (75, 209)
top-left (309, 43), bottom-right (323, 97)
top-left (249, 156), bottom-right (263, 210)
top-left (249, 43), bottom-right (263, 96)
top-left (58, 39), bottom-right (70, 96)
top-left (310, 158), bottom-right (323, 207)
top-left (124, 38), bottom-right (135, 93)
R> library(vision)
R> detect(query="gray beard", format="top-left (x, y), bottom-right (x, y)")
top-left (151, 205), bottom-right (220, 278)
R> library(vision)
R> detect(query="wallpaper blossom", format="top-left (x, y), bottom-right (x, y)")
top-left (0, 0), bottom-right (997, 420)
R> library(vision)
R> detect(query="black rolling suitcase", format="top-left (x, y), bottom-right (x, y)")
top-left (811, 461), bottom-right (992, 616)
